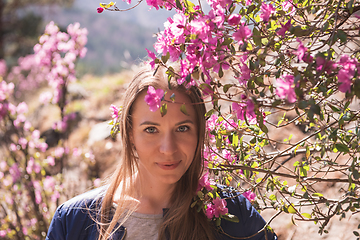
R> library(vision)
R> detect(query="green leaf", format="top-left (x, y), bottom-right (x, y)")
top-left (175, 0), bottom-right (183, 10)
top-left (353, 169), bottom-right (360, 180)
top-left (259, 123), bottom-right (268, 134)
top-left (215, 217), bottom-right (221, 226)
top-left (322, 21), bottom-right (329, 32)
top-left (223, 84), bottom-right (232, 93)
top-left (180, 104), bottom-right (189, 116)
top-left (218, 65), bottom-right (224, 78)
top-left (337, 30), bottom-right (347, 43)
top-left (269, 194), bottom-right (277, 201)
top-left (312, 193), bottom-right (324, 197)
top-left (205, 109), bottom-right (215, 118)
top-left (160, 103), bottom-right (167, 117)
top-left (335, 143), bottom-right (349, 153)
top-left (247, 4), bottom-right (256, 14)
top-left (329, 105), bottom-right (340, 112)
top-left (347, 0), bottom-right (354, 13)
top-left (190, 200), bottom-right (198, 208)
top-left (232, 133), bottom-right (239, 147)
top-left (252, 28), bottom-right (262, 47)
top-left (288, 204), bottom-right (297, 214)
top-left (298, 100), bottom-right (308, 109)
top-left (354, 231), bottom-right (360, 237)
top-left (302, 213), bottom-right (312, 219)
top-left (222, 214), bottom-right (239, 223)
top-left (161, 52), bottom-right (170, 64)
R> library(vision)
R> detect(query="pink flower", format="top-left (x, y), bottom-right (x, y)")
top-left (337, 55), bottom-right (357, 93)
top-left (46, 156), bottom-right (55, 166)
top-left (0, 81), bottom-right (14, 101)
top-left (9, 163), bottom-right (21, 182)
top-left (24, 121), bottom-right (32, 131)
top-left (145, 0), bottom-right (163, 10)
top-left (260, 3), bottom-right (275, 22)
top-left (197, 172), bottom-right (214, 192)
top-left (97, 7), bottom-right (104, 13)
top-left (237, 56), bottom-right (252, 84)
top-left (276, 74), bottom-right (297, 103)
top-left (37, 142), bottom-right (48, 152)
top-left (228, 14), bottom-right (241, 26)
top-left (233, 23), bottom-right (252, 45)
top-left (19, 137), bottom-right (28, 149)
top-left (144, 86), bottom-right (164, 112)
top-left (145, 48), bottom-right (157, 69)
top-left (276, 20), bottom-right (292, 37)
top-left (316, 56), bottom-right (336, 74)
top-left (94, 178), bottom-right (101, 187)
top-left (0, 59), bottom-right (7, 77)
top-left (232, 99), bottom-right (258, 124)
top-left (43, 176), bottom-right (55, 189)
top-left (213, 197), bottom-right (228, 218)
top-left (39, 91), bottom-right (52, 104)
top-left (0, 230), bottom-right (6, 237)
top-left (295, 39), bottom-right (313, 63)
top-left (282, 0), bottom-right (296, 16)
top-left (51, 190), bottom-right (60, 202)
top-left (205, 204), bottom-right (215, 219)
top-left (54, 147), bottom-right (65, 158)
top-left (243, 190), bottom-right (256, 201)
top-left (73, 147), bottom-right (82, 157)
top-left (110, 104), bottom-right (120, 119)
top-left (10, 143), bottom-right (17, 151)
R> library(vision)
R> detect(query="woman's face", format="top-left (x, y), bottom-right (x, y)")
top-left (131, 89), bottom-right (198, 186)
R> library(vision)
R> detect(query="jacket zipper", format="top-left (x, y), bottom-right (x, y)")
top-left (120, 227), bottom-right (127, 240)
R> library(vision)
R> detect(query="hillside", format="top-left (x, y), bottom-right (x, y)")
top-left (35, 0), bottom-right (174, 76)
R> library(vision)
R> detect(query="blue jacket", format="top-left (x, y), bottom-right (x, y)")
top-left (46, 186), bottom-right (277, 240)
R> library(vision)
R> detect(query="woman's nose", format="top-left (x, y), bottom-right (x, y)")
top-left (159, 132), bottom-right (178, 155)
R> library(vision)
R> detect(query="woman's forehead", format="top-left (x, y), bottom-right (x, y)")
top-left (131, 89), bottom-right (197, 123)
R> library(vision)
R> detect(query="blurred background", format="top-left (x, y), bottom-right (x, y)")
top-left (1, 0), bottom-right (174, 76)
top-left (1, 1), bottom-right (359, 239)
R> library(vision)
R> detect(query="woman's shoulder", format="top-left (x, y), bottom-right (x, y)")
top-left (216, 185), bottom-right (277, 240)
top-left (46, 186), bottom-right (107, 240)
top-left (57, 186), bottom-right (107, 213)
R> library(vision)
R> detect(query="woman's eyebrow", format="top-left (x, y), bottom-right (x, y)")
top-left (139, 121), bottom-right (160, 126)
top-left (176, 120), bottom-right (195, 126)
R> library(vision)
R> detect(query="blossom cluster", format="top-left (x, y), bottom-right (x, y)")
top-left (7, 21), bottom-right (87, 105)
top-left (0, 21), bottom-right (89, 238)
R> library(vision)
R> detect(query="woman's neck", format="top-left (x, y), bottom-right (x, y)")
top-left (135, 172), bottom-right (175, 214)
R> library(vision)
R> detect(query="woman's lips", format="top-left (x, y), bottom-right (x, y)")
top-left (156, 161), bottom-right (181, 170)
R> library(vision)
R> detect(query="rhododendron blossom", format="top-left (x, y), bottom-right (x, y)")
top-left (316, 56), bottom-right (337, 74)
top-left (205, 197), bottom-right (229, 219)
top-left (276, 74), bottom-right (297, 103)
top-left (197, 172), bottom-right (214, 192)
top-left (228, 14), bottom-right (241, 26)
top-left (144, 86), bottom-right (164, 112)
top-left (295, 39), bottom-right (313, 63)
top-left (232, 23), bottom-right (252, 45)
top-left (276, 20), bottom-right (292, 37)
top-left (110, 104), bottom-right (121, 119)
top-left (260, 3), bottom-right (275, 22)
top-left (232, 99), bottom-right (258, 124)
top-left (337, 55), bottom-right (358, 93)
top-left (243, 190), bottom-right (256, 202)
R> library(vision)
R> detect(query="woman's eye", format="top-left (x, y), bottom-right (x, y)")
top-left (177, 126), bottom-right (189, 132)
top-left (145, 127), bottom-right (158, 133)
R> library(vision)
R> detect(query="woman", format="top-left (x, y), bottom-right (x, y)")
top-left (46, 65), bottom-right (277, 240)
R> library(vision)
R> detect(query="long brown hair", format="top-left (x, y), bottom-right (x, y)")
top-left (97, 65), bottom-right (215, 240)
